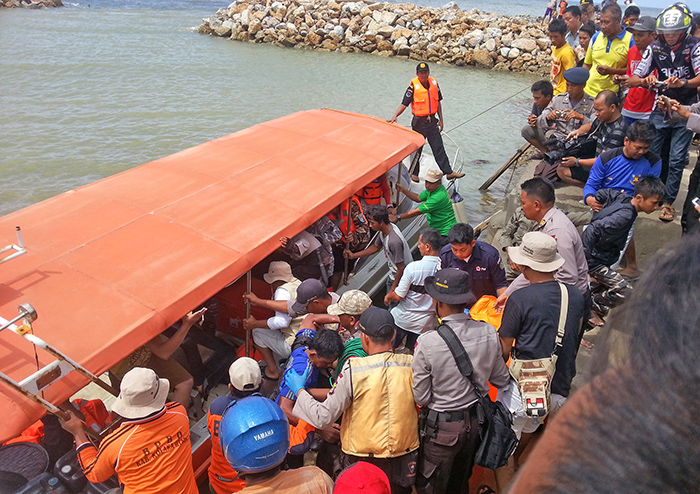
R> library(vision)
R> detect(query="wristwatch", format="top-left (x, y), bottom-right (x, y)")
top-left (397, 214), bottom-right (402, 221)
top-left (683, 79), bottom-right (689, 87)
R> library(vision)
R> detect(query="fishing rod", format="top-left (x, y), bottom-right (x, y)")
top-left (443, 85), bottom-right (531, 135)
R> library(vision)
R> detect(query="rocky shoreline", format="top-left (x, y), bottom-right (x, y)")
top-left (199, 0), bottom-right (551, 74)
top-left (1, 0), bottom-right (62, 7)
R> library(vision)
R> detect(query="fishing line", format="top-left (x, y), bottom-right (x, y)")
top-left (444, 85), bottom-right (530, 135)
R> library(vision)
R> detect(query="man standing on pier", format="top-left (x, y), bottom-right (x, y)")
top-left (389, 62), bottom-right (465, 182)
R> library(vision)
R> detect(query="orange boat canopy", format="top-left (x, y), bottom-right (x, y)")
top-left (0, 109), bottom-right (424, 442)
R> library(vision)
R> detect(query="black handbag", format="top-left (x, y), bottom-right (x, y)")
top-left (436, 323), bottom-right (518, 470)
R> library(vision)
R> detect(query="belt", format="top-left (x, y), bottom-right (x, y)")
top-left (409, 284), bottom-right (426, 294)
top-left (414, 114), bottom-right (437, 122)
top-left (431, 405), bottom-right (477, 422)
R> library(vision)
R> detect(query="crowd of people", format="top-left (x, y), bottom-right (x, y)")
top-left (7, 2), bottom-right (700, 494)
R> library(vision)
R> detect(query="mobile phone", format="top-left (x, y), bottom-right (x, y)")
top-left (693, 197), bottom-right (700, 208)
top-left (651, 81), bottom-right (668, 90)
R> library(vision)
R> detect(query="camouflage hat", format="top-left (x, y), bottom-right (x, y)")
top-left (327, 290), bottom-right (372, 316)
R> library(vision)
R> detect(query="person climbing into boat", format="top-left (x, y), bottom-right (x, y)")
top-left (391, 168), bottom-right (457, 237)
top-left (388, 62), bottom-right (464, 182)
top-left (344, 205), bottom-right (413, 306)
top-left (109, 307), bottom-right (206, 409)
top-left (242, 261), bottom-right (303, 381)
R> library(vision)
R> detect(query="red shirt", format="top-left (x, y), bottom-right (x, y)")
top-left (622, 45), bottom-right (657, 119)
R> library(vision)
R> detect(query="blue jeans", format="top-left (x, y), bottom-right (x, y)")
top-left (650, 113), bottom-right (693, 205)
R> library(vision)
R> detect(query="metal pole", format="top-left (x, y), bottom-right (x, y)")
top-left (245, 270), bottom-right (252, 357)
top-left (15, 226), bottom-right (24, 249)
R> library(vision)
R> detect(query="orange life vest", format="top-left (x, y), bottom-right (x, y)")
top-left (356, 178), bottom-right (384, 205)
top-left (410, 77), bottom-right (440, 117)
top-left (333, 196), bottom-right (366, 237)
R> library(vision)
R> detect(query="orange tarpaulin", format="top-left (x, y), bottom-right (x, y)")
top-left (0, 109), bottom-right (424, 442)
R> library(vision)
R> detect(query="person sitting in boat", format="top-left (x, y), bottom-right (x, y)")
top-left (246, 278), bottom-right (340, 324)
top-left (327, 197), bottom-right (371, 290)
top-left (207, 358), bottom-right (261, 494)
top-left (281, 217), bottom-right (342, 286)
top-left (109, 307), bottom-right (206, 409)
top-left (276, 329), bottom-right (344, 469)
top-left (61, 367), bottom-right (198, 494)
top-left (391, 168), bottom-right (457, 238)
top-left (438, 223), bottom-right (509, 305)
top-left (344, 205), bottom-right (413, 307)
top-left (355, 173), bottom-right (392, 209)
top-left (242, 262), bottom-right (303, 381)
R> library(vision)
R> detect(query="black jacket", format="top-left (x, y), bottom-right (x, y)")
top-left (581, 189), bottom-right (637, 270)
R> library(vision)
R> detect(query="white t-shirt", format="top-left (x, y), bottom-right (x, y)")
top-left (391, 256), bottom-right (440, 334)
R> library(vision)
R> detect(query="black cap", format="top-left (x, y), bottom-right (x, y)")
top-left (291, 278), bottom-right (327, 313)
top-left (416, 62), bottom-right (430, 72)
top-left (357, 306), bottom-right (397, 337)
top-left (627, 16), bottom-right (656, 32)
top-left (424, 268), bottom-right (477, 306)
top-left (563, 67), bottom-right (590, 85)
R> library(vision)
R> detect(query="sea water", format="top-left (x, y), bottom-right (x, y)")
top-left (0, 0), bottom-right (659, 219)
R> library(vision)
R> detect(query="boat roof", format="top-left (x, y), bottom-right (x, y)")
top-left (0, 109), bottom-right (424, 442)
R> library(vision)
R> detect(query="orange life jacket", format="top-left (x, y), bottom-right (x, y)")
top-left (356, 178), bottom-right (384, 205)
top-left (330, 196), bottom-right (366, 238)
top-left (410, 77), bottom-right (440, 117)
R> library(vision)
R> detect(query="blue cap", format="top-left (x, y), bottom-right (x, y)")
top-left (219, 396), bottom-right (289, 474)
top-left (563, 67), bottom-right (590, 85)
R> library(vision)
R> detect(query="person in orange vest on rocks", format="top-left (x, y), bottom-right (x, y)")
top-left (328, 196), bottom-right (371, 289)
top-left (207, 357), bottom-right (262, 494)
top-left (60, 367), bottom-right (197, 494)
top-left (388, 62), bottom-right (465, 182)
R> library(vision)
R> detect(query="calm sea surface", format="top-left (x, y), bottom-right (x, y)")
top-left (0, 0), bottom-right (659, 220)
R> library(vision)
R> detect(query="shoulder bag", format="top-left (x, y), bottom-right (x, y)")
top-left (436, 323), bottom-right (518, 470)
top-left (508, 282), bottom-right (568, 418)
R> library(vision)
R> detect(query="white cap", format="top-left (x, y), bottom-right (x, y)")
top-left (425, 169), bottom-right (443, 183)
top-left (228, 357), bottom-right (262, 391)
top-left (507, 231), bottom-right (565, 273)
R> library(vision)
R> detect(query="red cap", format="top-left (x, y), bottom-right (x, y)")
top-left (334, 462), bottom-right (391, 494)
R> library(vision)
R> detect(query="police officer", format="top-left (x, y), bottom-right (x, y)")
top-left (389, 63), bottom-right (465, 181)
top-left (412, 269), bottom-right (510, 494)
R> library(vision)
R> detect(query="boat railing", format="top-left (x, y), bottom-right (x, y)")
top-left (0, 227), bottom-right (27, 264)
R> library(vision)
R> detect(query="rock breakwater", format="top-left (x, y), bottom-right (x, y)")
top-left (199, 0), bottom-right (551, 74)
top-left (1, 0), bottom-right (61, 7)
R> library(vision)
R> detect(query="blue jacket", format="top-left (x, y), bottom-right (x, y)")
top-left (438, 241), bottom-right (508, 302)
top-left (583, 146), bottom-right (661, 201)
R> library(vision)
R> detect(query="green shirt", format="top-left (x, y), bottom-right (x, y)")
top-left (333, 338), bottom-right (367, 383)
top-left (418, 184), bottom-right (457, 236)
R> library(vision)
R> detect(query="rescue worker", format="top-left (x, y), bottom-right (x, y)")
top-left (218, 396), bottom-right (334, 493)
top-left (412, 269), bottom-right (510, 494)
top-left (60, 367), bottom-right (197, 494)
top-left (388, 62), bottom-right (465, 181)
top-left (207, 358), bottom-right (262, 494)
top-left (285, 307), bottom-right (420, 494)
top-left (328, 196), bottom-right (371, 290)
top-left (392, 169), bottom-right (457, 237)
top-left (355, 174), bottom-right (393, 208)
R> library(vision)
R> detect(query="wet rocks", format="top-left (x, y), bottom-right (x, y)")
top-left (199, 0), bottom-right (550, 75)
top-left (1, 0), bottom-right (62, 7)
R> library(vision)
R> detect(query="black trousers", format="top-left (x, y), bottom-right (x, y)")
top-left (681, 154), bottom-right (700, 234)
top-left (411, 116), bottom-right (453, 175)
top-left (415, 409), bottom-right (481, 494)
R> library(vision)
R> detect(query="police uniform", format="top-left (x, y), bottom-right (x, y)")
top-left (438, 241), bottom-right (509, 303)
top-left (400, 63), bottom-right (455, 176)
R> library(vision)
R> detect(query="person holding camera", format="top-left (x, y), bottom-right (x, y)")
top-left (557, 90), bottom-right (628, 187)
top-left (627, 5), bottom-right (700, 222)
top-left (534, 67), bottom-right (595, 181)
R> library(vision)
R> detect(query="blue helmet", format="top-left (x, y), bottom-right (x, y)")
top-left (219, 395), bottom-right (290, 474)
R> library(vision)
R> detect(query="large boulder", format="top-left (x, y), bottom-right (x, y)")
top-left (464, 29), bottom-right (483, 47)
top-left (507, 47), bottom-right (520, 59)
top-left (512, 38), bottom-right (537, 52)
top-left (485, 27), bottom-right (502, 39)
top-left (484, 38), bottom-right (496, 52)
top-left (471, 49), bottom-right (494, 68)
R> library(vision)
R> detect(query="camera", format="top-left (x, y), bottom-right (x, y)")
top-left (542, 136), bottom-right (596, 165)
top-left (651, 81), bottom-right (669, 90)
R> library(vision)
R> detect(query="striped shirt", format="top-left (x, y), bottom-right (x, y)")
top-left (76, 402), bottom-right (197, 494)
top-left (391, 255), bottom-right (440, 334)
top-left (590, 114), bottom-right (628, 156)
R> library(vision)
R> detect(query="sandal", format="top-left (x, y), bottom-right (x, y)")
top-left (411, 174), bottom-right (420, 183)
top-left (659, 205), bottom-right (675, 223)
